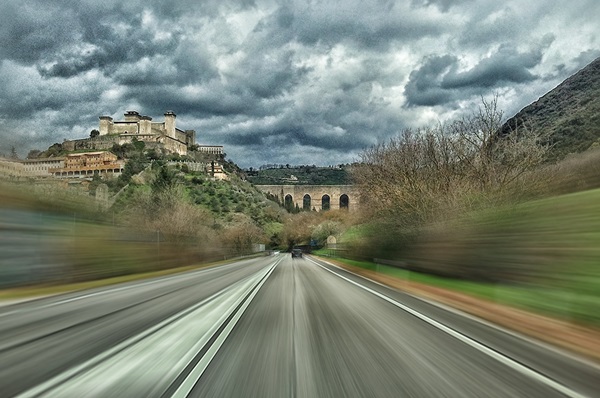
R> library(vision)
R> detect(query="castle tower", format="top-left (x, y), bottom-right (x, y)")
top-left (164, 111), bottom-right (176, 138)
top-left (140, 116), bottom-right (152, 135)
top-left (185, 130), bottom-right (196, 147)
top-left (124, 110), bottom-right (141, 122)
top-left (99, 116), bottom-right (113, 136)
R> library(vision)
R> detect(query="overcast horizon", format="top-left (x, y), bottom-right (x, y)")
top-left (0, 0), bottom-right (599, 168)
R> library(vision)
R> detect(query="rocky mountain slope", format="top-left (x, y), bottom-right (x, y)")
top-left (501, 57), bottom-right (600, 160)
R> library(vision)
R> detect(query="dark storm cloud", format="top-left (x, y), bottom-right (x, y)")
top-left (38, 14), bottom-right (183, 79)
top-left (219, 123), bottom-right (370, 153)
top-left (572, 49), bottom-right (600, 70)
top-left (443, 45), bottom-right (544, 88)
top-left (0, 0), bottom-right (599, 166)
top-left (0, 1), bottom-right (81, 63)
top-left (226, 49), bottom-right (311, 99)
top-left (130, 84), bottom-right (257, 118)
top-left (404, 54), bottom-right (458, 106)
top-left (270, 3), bottom-right (446, 51)
top-left (405, 45), bottom-right (546, 106)
top-left (0, 61), bottom-right (105, 120)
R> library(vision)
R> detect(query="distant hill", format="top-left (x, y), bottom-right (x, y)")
top-left (500, 57), bottom-right (600, 160)
top-left (246, 166), bottom-right (352, 185)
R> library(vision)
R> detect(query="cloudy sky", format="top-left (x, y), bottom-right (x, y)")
top-left (0, 0), bottom-right (598, 168)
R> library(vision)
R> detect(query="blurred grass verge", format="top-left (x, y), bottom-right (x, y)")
top-left (0, 182), bottom-right (240, 299)
top-left (0, 261), bottom-right (223, 302)
top-left (315, 187), bottom-right (600, 328)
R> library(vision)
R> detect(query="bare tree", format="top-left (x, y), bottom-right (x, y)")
top-left (448, 96), bottom-right (549, 195)
top-left (221, 221), bottom-right (267, 255)
top-left (352, 96), bottom-right (550, 224)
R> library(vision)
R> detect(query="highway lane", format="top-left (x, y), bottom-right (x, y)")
top-left (311, 256), bottom-right (600, 397)
top-left (1, 253), bottom-right (598, 397)
top-left (0, 256), bottom-right (278, 397)
top-left (192, 255), bottom-right (599, 398)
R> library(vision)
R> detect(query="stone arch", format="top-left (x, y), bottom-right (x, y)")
top-left (255, 185), bottom-right (359, 212)
top-left (340, 194), bottom-right (349, 210)
top-left (284, 194), bottom-right (294, 211)
top-left (303, 194), bottom-right (311, 211)
top-left (321, 194), bottom-right (330, 211)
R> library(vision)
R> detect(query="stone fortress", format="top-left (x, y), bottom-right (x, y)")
top-left (65, 110), bottom-right (197, 156)
top-left (0, 110), bottom-right (225, 180)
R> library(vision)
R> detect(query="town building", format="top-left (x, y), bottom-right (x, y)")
top-left (0, 157), bottom-right (65, 179)
top-left (22, 158), bottom-right (66, 177)
top-left (207, 162), bottom-right (228, 180)
top-left (195, 145), bottom-right (224, 155)
top-left (48, 152), bottom-right (123, 178)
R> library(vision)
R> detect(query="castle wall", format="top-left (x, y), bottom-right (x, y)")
top-left (111, 122), bottom-right (139, 135)
top-left (162, 137), bottom-right (188, 155)
top-left (65, 135), bottom-right (121, 151)
top-left (174, 129), bottom-right (188, 143)
top-left (186, 130), bottom-right (196, 146)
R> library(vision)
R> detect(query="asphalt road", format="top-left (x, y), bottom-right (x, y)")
top-left (0, 254), bottom-right (598, 397)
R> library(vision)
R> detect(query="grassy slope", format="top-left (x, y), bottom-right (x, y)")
top-left (316, 187), bottom-right (600, 326)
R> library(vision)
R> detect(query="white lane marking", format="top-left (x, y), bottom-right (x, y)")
top-left (0, 256), bottom-right (272, 318)
top-left (172, 258), bottom-right (280, 397)
top-left (16, 258), bottom-right (282, 398)
top-left (306, 257), bottom-right (587, 398)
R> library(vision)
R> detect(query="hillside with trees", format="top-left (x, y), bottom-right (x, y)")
top-left (246, 165), bottom-right (352, 185)
top-left (500, 56), bottom-right (600, 160)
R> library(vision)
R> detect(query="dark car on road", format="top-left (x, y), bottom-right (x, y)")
top-left (291, 248), bottom-right (303, 258)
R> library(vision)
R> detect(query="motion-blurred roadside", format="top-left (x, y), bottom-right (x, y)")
top-left (0, 183), bottom-right (225, 288)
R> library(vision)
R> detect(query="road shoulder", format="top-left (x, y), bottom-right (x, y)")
top-left (316, 256), bottom-right (600, 364)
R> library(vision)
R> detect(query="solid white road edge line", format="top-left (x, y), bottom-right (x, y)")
top-left (306, 257), bottom-right (586, 398)
top-left (310, 256), bottom-right (600, 371)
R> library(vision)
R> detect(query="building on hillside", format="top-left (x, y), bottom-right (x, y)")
top-left (22, 158), bottom-right (66, 177)
top-left (48, 152), bottom-right (124, 178)
top-left (64, 110), bottom-right (196, 156)
top-left (0, 157), bottom-right (65, 179)
top-left (0, 158), bottom-right (25, 178)
top-left (195, 145), bottom-right (224, 155)
top-left (207, 162), bottom-right (228, 180)
top-left (99, 110), bottom-right (195, 155)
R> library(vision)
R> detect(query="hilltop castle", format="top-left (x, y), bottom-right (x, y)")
top-left (64, 110), bottom-right (196, 156)
top-left (0, 110), bottom-right (225, 181)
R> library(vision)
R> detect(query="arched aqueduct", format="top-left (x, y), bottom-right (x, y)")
top-left (255, 185), bottom-right (360, 212)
